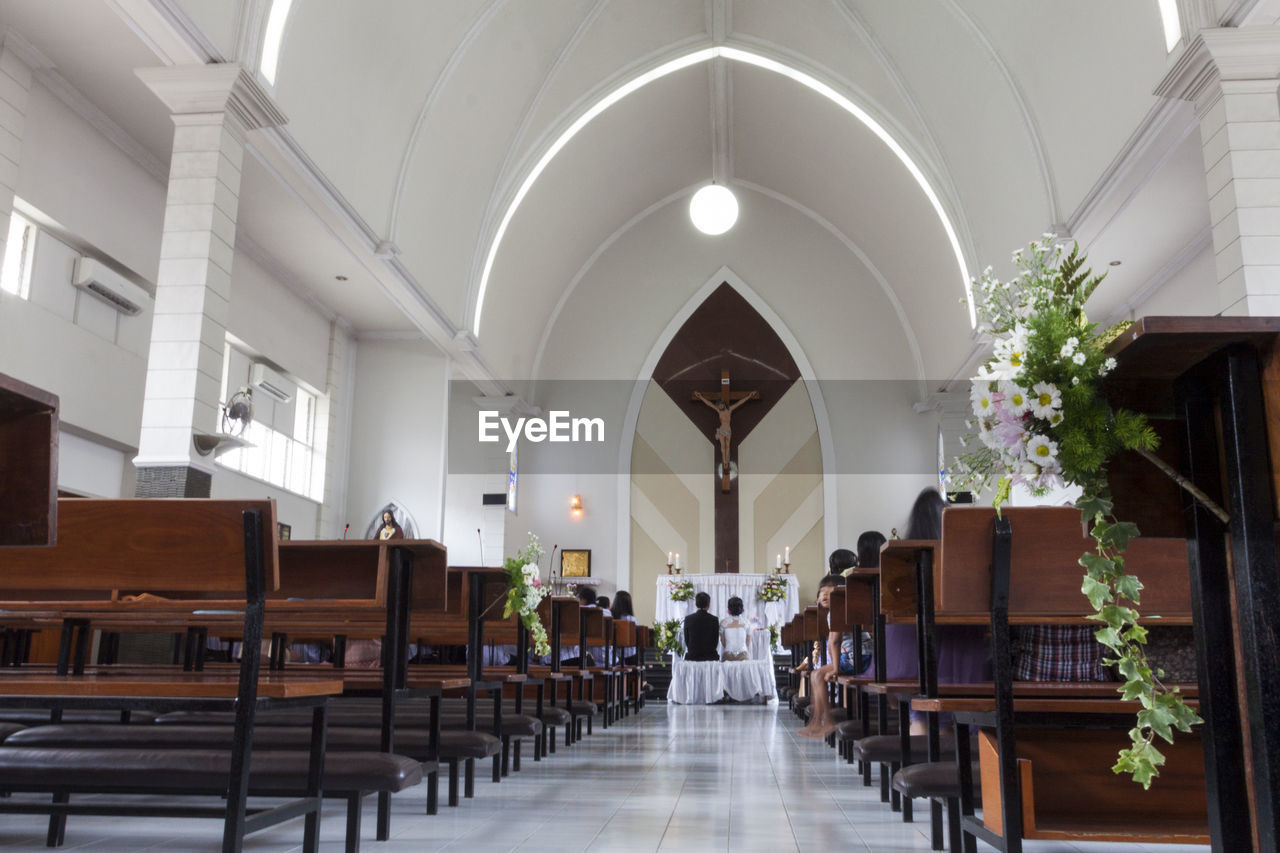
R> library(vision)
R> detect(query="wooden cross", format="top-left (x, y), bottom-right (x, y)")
top-left (692, 370), bottom-right (759, 492)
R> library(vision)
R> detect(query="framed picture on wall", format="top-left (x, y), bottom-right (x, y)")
top-left (277, 522), bottom-right (292, 541)
top-left (561, 549), bottom-right (591, 578)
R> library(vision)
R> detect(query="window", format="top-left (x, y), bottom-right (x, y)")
top-left (216, 345), bottom-right (327, 502)
top-left (0, 211), bottom-right (35, 299)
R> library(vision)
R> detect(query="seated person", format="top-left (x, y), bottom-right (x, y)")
top-left (720, 596), bottom-right (751, 661)
top-left (595, 595), bottom-right (611, 613)
top-left (612, 590), bottom-right (639, 663)
top-left (682, 592), bottom-right (720, 661)
top-left (798, 574), bottom-right (847, 739)
top-left (551, 585), bottom-right (600, 667)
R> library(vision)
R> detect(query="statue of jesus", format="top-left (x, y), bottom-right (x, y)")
top-left (693, 389), bottom-right (760, 484)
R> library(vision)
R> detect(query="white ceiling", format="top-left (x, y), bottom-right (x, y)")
top-left (0, 0), bottom-right (1219, 383)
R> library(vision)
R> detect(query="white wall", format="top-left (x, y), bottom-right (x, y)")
top-left (228, 250), bottom-right (331, 391)
top-left (211, 465), bottom-right (320, 539)
top-left (1133, 243), bottom-right (1218, 319)
top-left (17, 81), bottom-right (164, 283)
top-left (345, 338), bottom-right (449, 542)
top-left (58, 429), bottom-right (127, 498)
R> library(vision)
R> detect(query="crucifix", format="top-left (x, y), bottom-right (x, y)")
top-left (692, 370), bottom-right (760, 492)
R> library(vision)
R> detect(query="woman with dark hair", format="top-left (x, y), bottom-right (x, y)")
top-left (720, 596), bottom-right (750, 661)
top-left (613, 590), bottom-right (638, 664)
top-left (899, 487), bottom-right (990, 734)
top-left (855, 530), bottom-right (886, 572)
top-left (828, 548), bottom-right (856, 575)
top-left (611, 591), bottom-right (635, 621)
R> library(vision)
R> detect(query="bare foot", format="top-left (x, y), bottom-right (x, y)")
top-left (797, 727), bottom-right (827, 740)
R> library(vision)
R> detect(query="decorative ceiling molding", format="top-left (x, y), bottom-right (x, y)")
top-left (1158, 27), bottom-right (1280, 113)
top-left (1066, 97), bottom-right (1198, 250)
top-left (386, 0), bottom-right (509, 240)
top-left (235, 0), bottom-right (269, 68)
top-left (708, 57), bottom-right (732, 184)
top-left (528, 180), bottom-right (930, 389)
top-left (463, 33), bottom-right (709, 333)
top-left (937, 0), bottom-right (1060, 226)
top-left (473, 36), bottom-right (976, 336)
top-left (33, 68), bottom-right (168, 182)
top-left (464, 0), bottom-right (609, 317)
top-left (135, 63), bottom-right (287, 131)
top-left (1102, 225), bottom-right (1212, 327)
top-left (105, 0), bottom-right (215, 65)
top-left (831, 1), bottom-right (968, 259)
top-left (0, 27), bottom-right (54, 71)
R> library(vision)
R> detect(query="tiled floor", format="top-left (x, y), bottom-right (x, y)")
top-left (0, 704), bottom-right (1213, 852)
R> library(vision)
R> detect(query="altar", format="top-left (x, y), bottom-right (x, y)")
top-left (653, 573), bottom-right (801, 629)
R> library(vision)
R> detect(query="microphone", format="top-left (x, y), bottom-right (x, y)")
top-left (342, 523), bottom-right (349, 541)
top-left (477, 528), bottom-right (484, 566)
top-left (548, 544), bottom-right (558, 578)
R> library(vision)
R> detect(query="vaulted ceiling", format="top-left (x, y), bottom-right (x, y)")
top-left (0, 0), bottom-right (1221, 387)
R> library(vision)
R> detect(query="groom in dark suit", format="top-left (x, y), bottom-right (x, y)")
top-left (683, 592), bottom-right (720, 661)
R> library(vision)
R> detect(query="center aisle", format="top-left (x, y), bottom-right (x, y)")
top-left (0, 704), bottom-right (1208, 851)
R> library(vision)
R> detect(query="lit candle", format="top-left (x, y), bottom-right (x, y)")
top-left (667, 551), bottom-right (673, 565)
top-left (784, 545), bottom-right (790, 563)
top-left (675, 553), bottom-right (681, 570)
top-left (776, 553), bottom-right (782, 569)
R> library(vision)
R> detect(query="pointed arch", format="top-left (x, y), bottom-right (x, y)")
top-left (615, 267), bottom-right (838, 585)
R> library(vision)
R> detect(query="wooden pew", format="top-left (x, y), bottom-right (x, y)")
top-left (0, 372), bottom-right (57, 547)
top-left (0, 498), bottom-right (344, 853)
top-left (908, 507), bottom-right (1205, 853)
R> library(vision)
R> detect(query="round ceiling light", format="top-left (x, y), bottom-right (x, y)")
top-left (689, 184), bottom-right (738, 235)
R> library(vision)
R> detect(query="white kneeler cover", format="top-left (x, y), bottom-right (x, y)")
top-left (721, 660), bottom-right (775, 702)
top-left (667, 659), bottom-right (725, 705)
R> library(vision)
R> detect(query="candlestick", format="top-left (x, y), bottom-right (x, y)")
top-left (675, 553), bottom-right (681, 571)
top-left (666, 552), bottom-right (674, 575)
top-left (776, 553), bottom-right (781, 569)
top-left (783, 559), bottom-right (791, 575)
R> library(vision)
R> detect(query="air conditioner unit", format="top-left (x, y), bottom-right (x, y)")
top-left (250, 362), bottom-right (294, 404)
top-left (71, 257), bottom-right (151, 316)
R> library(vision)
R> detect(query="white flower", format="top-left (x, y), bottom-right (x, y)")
top-left (992, 328), bottom-right (1030, 378)
top-left (1066, 337), bottom-right (1079, 349)
top-left (1072, 376), bottom-right (1080, 386)
top-left (1047, 411), bottom-right (1064, 427)
top-left (1026, 435), bottom-right (1059, 468)
top-left (1072, 352), bottom-right (1087, 365)
top-left (970, 382), bottom-right (996, 417)
top-left (1099, 357), bottom-right (1117, 376)
top-left (1029, 381), bottom-right (1062, 419)
top-left (998, 381), bottom-right (1031, 416)
top-left (1060, 343), bottom-right (1075, 358)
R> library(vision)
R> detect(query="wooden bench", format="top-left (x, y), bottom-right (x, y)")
top-left (0, 498), bottom-right (345, 853)
top-left (897, 507), bottom-right (1206, 853)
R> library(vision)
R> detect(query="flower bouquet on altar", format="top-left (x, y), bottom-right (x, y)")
top-left (655, 620), bottom-right (684, 657)
top-left (954, 236), bottom-right (1204, 788)
top-left (758, 574), bottom-right (787, 603)
top-left (668, 579), bottom-right (694, 602)
top-left (502, 532), bottom-right (551, 657)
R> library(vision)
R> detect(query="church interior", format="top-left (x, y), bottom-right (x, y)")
top-left (0, 1), bottom-right (1277, 851)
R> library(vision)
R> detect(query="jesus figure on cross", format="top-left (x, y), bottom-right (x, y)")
top-left (694, 388), bottom-right (760, 491)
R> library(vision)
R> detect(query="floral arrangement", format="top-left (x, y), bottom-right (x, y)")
top-left (668, 579), bottom-right (694, 602)
top-left (758, 574), bottom-right (787, 603)
top-left (769, 624), bottom-right (780, 649)
top-left (655, 620), bottom-right (684, 656)
top-left (502, 532), bottom-right (551, 658)
top-left (955, 237), bottom-right (1202, 788)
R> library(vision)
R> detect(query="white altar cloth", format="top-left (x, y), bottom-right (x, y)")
top-left (654, 573), bottom-right (800, 628)
top-left (667, 659), bottom-right (775, 704)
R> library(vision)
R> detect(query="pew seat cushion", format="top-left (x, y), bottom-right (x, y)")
top-left (564, 701), bottom-right (597, 717)
top-left (833, 719), bottom-right (891, 741)
top-left (0, 710), bottom-right (156, 726)
top-left (9, 723), bottom-right (497, 761)
top-left (853, 734), bottom-right (954, 765)
top-left (0, 748), bottom-right (421, 793)
top-left (533, 706), bottom-right (572, 726)
top-left (0, 723), bottom-right (27, 742)
top-left (891, 761), bottom-right (981, 800)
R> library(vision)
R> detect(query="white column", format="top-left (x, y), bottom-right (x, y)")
top-left (1159, 28), bottom-right (1280, 316)
top-left (132, 65), bottom-right (285, 494)
top-left (316, 319), bottom-right (354, 537)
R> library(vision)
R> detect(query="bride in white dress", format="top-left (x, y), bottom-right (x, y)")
top-left (720, 596), bottom-right (751, 661)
